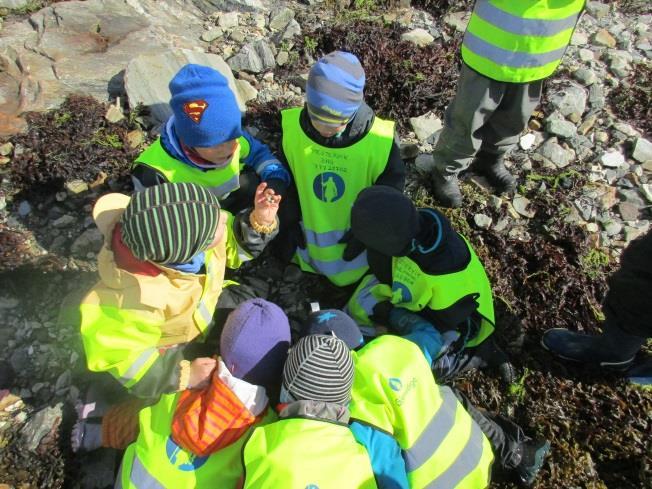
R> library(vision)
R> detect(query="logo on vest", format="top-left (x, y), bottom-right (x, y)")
top-left (166, 436), bottom-right (209, 471)
top-left (388, 377), bottom-right (403, 392)
top-left (392, 282), bottom-right (413, 304)
top-left (313, 172), bottom-right (345, 203)
top-left (305, 485), bottom-right (320, 489)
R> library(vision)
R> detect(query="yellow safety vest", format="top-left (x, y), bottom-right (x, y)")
top-left (281, 107), bottom-right (394, 286)
top-left (242, 416), bottom-right (378, 489)
top-left (117, 392), bottom-right (277, 489)
top-left (350, 335), bottom-right (494, 488)
top-left (462, 0), bottom-right (585, 83)
top-left (133, 137), bottom-right (249, 199)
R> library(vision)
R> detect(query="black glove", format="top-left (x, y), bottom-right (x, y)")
top-left (339, 229), bottom-right (366, 261)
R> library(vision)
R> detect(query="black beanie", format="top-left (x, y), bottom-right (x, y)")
top-left (351, 186), bottom-right (420, 256)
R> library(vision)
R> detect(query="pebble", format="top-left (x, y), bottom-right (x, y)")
top-left (578, 48), bottom-right (595, 62)
top-left (546, 119), bottom-right (577, 138)
top-left (600, 150), bottom-right (625, 168)
top-left (578, 114), bottom-right (598, 136)
top-left (632, 137), bottom-right (652, 163)
top-left (618, 202), bottom-right (640, 221)
top-left (201, 27), bottom-right (224, 42)
top-left (602, 219), bottom-right (623, 236)
top-left (473, 214), bottom-right (492, 230)
top-left (512, 195), bottom-right (536, 218)
top-left (538, 138), bottom-right (571, 167)
top-left (0, 142), bottom-right (13, 156)
top-left (586, 222), bottom-right (600, 233)
top-left (52, 214), bottom-right (76, 228)
top-left (218, 11), bottom-right (239, 29)
top-left (17, 200), bottom-right (31, 217)
top-left (549, 83), bottom-right (587, 117)
top-left (409, 112), bottom-right (442, 143)
top-left (593, 28), bottom-right (617, 48)
top-left (595, 131), bottom-right (609, 144)
top-left (401, 28), bottom-right (434, 47)
top-left (104, 104), bottom-right (124, 123)
top-left (572, 68), bottom-right (598, 86)
top-left (64, 180), bottom-right (88, 195)
top-left (640, 183), bottom-right (652, 203)
top-left (519, 133), bottom-right (537, 150)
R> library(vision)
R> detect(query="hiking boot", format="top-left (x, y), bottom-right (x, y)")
top-left (626, 357), bottom-right (652, 388)
top-left (541, 324), bottom-right (644, 370)
top-left (471, 151), bottom-right (517, 195)
top-left (516, 439), bottom-right (550, 486)
top-left (431, 170), bottom-right (463, 208)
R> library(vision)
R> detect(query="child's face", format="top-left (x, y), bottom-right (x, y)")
top-left (309, 117), bottom-right (348, 138)
top-left (193, 139), bottom-right (239, 165)
top-left (206, 213), bottom-right (227, 249)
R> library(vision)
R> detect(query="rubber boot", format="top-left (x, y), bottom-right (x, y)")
top-left (515, 439), bottom-right (551, 486)
top-left (626, 357), bottom-right (652, 387)
top-left (541, 321), bottom-right (645, 370)
top-left (431, 169), bottom-right (463, 208)
top-left (471, 150), bottom-right (517, 195)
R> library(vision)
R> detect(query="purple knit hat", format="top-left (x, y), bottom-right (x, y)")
top-left (220, 299), bottom-right (291, 387)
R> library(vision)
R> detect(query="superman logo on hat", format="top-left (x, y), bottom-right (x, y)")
top-left (183, 100), bottom-right (209, 123)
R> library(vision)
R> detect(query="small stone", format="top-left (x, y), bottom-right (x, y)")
top-left (20, 403), bottom-right (62, 453)
top-left (572, 68), bottom-right (598, 86)
top-left (602, 219), bottom-right (623, 237)
top-left (598, 186), bottom-right (618, 210)
top-left (127, 129), bottom-right (145, 149)
top-left (593, 28), bottom-right (616, 48)
top-left (230, 29), bottom-right (246, 43)
top-left (443, 11), bottom-right (470, 32)
top-left (71, 228), bottom-right (104, 257)
top-left (415, 154), bottom-right (436, 173)
top-left (528, 119), bottom-right (542, 131)
top-left (640, 184), bottom-right (652, 203)
top-left (519, 133), bottom-right (537, 150)
top-left (104, 104), bottom-right (124, 123)
top-left (571, 31), bottom-right (588, 46)
top-left (218, 12), bottom-right (239, 29)
top-left (618, 202), bottom-right (640, 221)
top-left (52, 214), bottom-right (76, 228)
top-left (586, 222), bottom-right (599, 233)
top-left (276, 51), bottom-right (289, 66)
top-left (0, 142), bottom-right (13, 156)
top-left (269, 6), bottom-right (294, 31)
top-left (578, 114), bottom-right (598, 136)
top-left (399, 143), bottom-right (419, 160)
top-left (612, 122), bottom-right (640, 138)
top-left (279, 19), bottom-right (301, 40)
top-left (409, 112), bottom-right (442, 143)
top-left (64, 179), bottom-right (88, 195)
top-left (578, 48), bottom-right (595, 62)
top-left (600, 150), bottom-right (625, 168)
top-left (538, 138), bottom-right (571, 167)
top-left (236, 79), bottom-right (258, 103)
top-left (17, 200), bottom-right (31, 217)
top-left (0, 156), bottom-right (9, 165)
top-left (586, 1), bottom-right (610, 19)
top-left (474, 214), bottom-right (492, 229)
top-left (595, 131), bottom-right (609, 144)
top-left (401, 28), bottom-right (435, 47)
top-left (512, 195), bottom-right (535, 218)
top-left (201, 27), bottom-right (224, 42)
top-left (549, 83), bottom-right (587, 117)
top-left (632, 138), bottom-right (652, 163)
top-left (546, 119), bottom-right (577, 138)
top-left (55, 191), bottom-right (67, 202)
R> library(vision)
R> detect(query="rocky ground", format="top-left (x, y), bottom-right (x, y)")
top-left (0, 0), bottom-right (651, 487)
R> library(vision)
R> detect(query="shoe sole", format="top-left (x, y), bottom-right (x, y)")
top-left (540, 338), bottom-right (634, 370)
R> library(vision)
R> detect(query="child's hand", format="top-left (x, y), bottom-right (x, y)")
top-left (188, 357), bottom-right (216, 390)
top-left (252, 182), bottom-right (281, 226)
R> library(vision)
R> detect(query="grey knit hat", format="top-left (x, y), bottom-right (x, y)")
top-left (121, 182), bottom-right (220, 264)
top-left (282, 334), bottom-right (354, 405)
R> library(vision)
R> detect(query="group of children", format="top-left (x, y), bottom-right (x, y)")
top-left (73, 51), bottom-right (554, 488)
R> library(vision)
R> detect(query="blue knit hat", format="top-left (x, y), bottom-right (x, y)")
top-left (169, 64), bottom-right (242, 148)
top-left (301, 309), bottom-right (364, 350)
top-left (306, 51), bottom-right (365, 126)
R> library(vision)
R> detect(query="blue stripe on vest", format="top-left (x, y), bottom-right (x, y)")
top-left (474, 0), bottom-right (579, 37)
top-left (296, 247), bottom-right (368, 276)
top-left (303, 228), bottom-right (348, 248)
top-left (130, 455), bottom-right (166, 489)
top-left (463, 31), bottom-right (568, 68)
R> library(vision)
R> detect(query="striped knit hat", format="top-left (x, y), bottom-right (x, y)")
top-left (121, 182), bottom-right (221, 264)
top-left (306, 51), bottom-right (365, 127)
top-left (282, 334), bottom-right (354, 405)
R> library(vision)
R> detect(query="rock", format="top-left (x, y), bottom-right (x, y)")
top-left (618, 188), bottom-right (646, 208)
top-left (632, 138), bottom-right (652, 163)
top-left (570, 30), bottom-right (588, 46)
top-left (443, 11), bottom-right (470, 32)
top-left (279, 19), bottom-right (301, 40)
top-left (0, 142), bottom-right (13, 156)
top-left (399, 143), bottom-right (419, 160)
top-left (572, 68), bottom-right (598, 86)
top-left (578, 113), bottom-right (598, 136)
top-left (578, 48), bottom-right (595, 62)
top-left (236, 79), bottom-right (258, 103)
top-left (640, 184), bottom-right (652, 203)
top-left (201, 27), bottom-right (224, 42)
top-left (595, 131), bottom-right (609, 144)
top-left (17, 200), bottom-right (31, 217)
top-left (269, 6), bottom-right (294, 31)
top-left (20, 403), bottom-right (62, 453)
top-left (624, 225), bottom-right (645, 243)
top-left (538, 138), bottom-right (571, 167)
top-left (586, 222), bottom-right (599, 233)
top-left (0, 0), bottom-right (30, 8)
top-left (276, 51), bottom-right (290, 66)
top-left (519, 133), bottom-right (537, 150)
top-left (64, 179), bottom-right (89, 195)
top-left (618, 202), bottom-right (640, 221)
top-left (548, 83), bottom-right (587, 117)
top-left (606, 50), bottom-right (632, 77)
top-left (415, 154), bottom-right (436, 173)
top-left (228, 40), bottom-right (275, 73)
top-left (593, 28), bottom-right (616, 48)
top-left (125, 49), bottom-right (245, 125)
top-left (409, 112), bottom-right (442, 143)
top-left (193, 0), bottom-right (263, 13)
top-left (104, 103), bottom-right (124, 123)
top-left (598, 186), bottom-right (618, 210)
top-left (218, 11), bottom-right (239, 29)
top-left (600, 150), bottom-right (625, 168)
top-left (612, 122), bottom-right (640, 138)
top-left (602, 219), bottom-right (623, 237)
top-left (229, 28), bottom-right (246, 43)
top-left (588, 84), bottom-right (606, 109)
top-left (546, 119), bottom-right (577, 138)
top-left (126, 129), bottom-right (146, 149)
top-left (70, 228), bottom-right (104, 257)
top-left (586, 1), bottom-right (610, 18)
top-left (474, 214), bottom-right (492, 230)
top-left (52, 214), bottom-right (76, 228)
top-left (401, 28), bottom-right (434, 47)
top-left (512, 195), bottom-right (535, 218)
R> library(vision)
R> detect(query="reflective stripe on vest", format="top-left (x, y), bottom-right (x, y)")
top-left (461, 0), bottom-right (585, 83)
top-left (129, 455), bottom-right (165, 489)
top-left (119, 348), bottom-right (158, 386)
top-left (281, 107), bottom-right (395, 286)
top-left (349, 336), bottom-right (493, 489)
top-left (134, 138), bottom-right (244, 199)
top-left (242, 417), bottom-right (378, 489)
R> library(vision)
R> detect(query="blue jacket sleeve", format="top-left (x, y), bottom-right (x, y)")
top-left (350, 421), bottom-right (409, 489)
top-left (239, 130), bottom-right (291, 188)
top-left (388, 308), bottom-right (444, 367)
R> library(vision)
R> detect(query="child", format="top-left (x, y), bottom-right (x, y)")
top-left (242, 334), bottom-right (409, 488)
top-left (278, 51), bottom-right (405, 286)
top-left (346, 185), bottom-right (512, 383)
top-left (79, 182), bottom-right (280, 399)
top-left (132, 63), bottom-right (290, 213)
top-left (115, 299), bottom-right (291, 488)
top-left (303, 309), bottom-right (551, 487)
